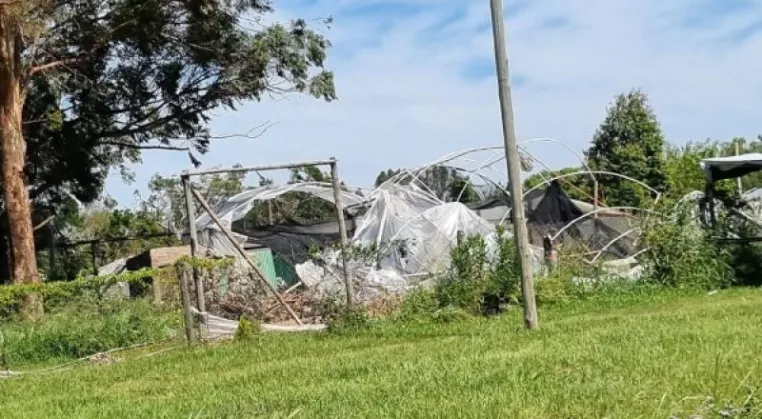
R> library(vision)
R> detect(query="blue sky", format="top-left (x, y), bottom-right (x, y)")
top-left (107, 0), bottom-right (762, 207)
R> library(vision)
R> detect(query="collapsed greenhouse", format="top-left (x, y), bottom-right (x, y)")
top-left (189, 147), bottom-right (649, 308)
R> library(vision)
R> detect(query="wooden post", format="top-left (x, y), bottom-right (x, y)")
top-left (267, 201), bottom-right (274, 225)
top-left (329, 159), bottom-right (354, 308)
top-left (179, 267), bottom-right (196, 344)
top-left (189, 187), bottom-right (303, 325)
top-left (489, 0), bottom-right (539, 329)
top-left (182, 175), bottom-right (206, 319)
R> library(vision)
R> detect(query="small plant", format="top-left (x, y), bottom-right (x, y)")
top-left (436, 235), bottom-right (490, 313)
top-left (327, 307), bottom-right (370, 333)
top-left (234, 316), bottom-right (261, 342)
top-left (0, 328), bottom-right (8, 372)
top-left (396, 288), bottom-right (438, 322)
top-left (485, 226), bottom-right (520, 308)
top-left (431, 306), bottom-right (470, 323)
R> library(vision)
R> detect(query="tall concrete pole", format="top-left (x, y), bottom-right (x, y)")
top-left (489, 0), bottom-right (538, 329)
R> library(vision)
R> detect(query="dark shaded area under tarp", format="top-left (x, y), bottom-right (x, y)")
top-left (233, 218), bottom-right (357, 267)
top-left (700, 154), bottom-right (762, 183)
top-left (526, 181), bottom-right (636, 259)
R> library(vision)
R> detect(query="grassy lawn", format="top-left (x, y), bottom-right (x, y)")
top-left (1, 288), bottom-right (761, 418)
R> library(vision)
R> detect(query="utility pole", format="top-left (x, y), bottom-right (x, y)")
top-left (488, 0), bottom-right (538, 329)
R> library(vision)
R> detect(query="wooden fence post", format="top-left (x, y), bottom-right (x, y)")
top-left (179, 266), bottom-right (196, 344)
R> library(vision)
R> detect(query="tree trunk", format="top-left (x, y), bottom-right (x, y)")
top-left (0, 10), bottom-right (42, 321)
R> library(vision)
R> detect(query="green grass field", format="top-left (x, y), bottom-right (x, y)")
top-left (2, 288), bottom-right (761, 418)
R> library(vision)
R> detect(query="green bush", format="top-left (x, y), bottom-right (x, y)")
top-left (234, 316), bottom-right (261, 342)
top-left (0, 297), bottom-right (179, 366)
top-left (641, 203), bottom-right (733, 289)
top-left (396, 288), bottom-right (438, 322)
top-left (430, 306), bottom-right (471, 323)
top-left (435, 234), bottom-right (493, 313)
top-left (486, 227), bottom-right (520, 302)
top-left (327, 307), bottom-right (370, 334)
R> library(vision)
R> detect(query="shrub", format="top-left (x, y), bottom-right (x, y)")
top-left (327, 307), bottom-right (370, 333)
top-left (435, 235), bottom-right (490, 313)
top-left (234, 316), bottom-right (261, 342)
top-left (431, 306), bottom-right (471, 323)
top-left (396, 288), bottom-right (438, 322)
top-left (486, 226), bottom-right (520, 302)
top-left (641, 202), bottom-right (733, 290)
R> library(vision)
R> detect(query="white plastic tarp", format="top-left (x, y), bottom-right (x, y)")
top-left (194, 183), bottom-right (367, 255)
top-left (352, 183), bottom-right (497, 275)
top-left (699, 153), bottom-right (762, 182)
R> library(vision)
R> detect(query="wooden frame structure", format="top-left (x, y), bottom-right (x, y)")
top-left (180, 158), bottom-right (353, 334)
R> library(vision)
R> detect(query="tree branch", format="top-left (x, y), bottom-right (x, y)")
top-left (33, 216), bottom-right (55, 232)
top-left (28, 58), bottom-right (84, 77)
top-left (100, 140), bottom-right (190, 152)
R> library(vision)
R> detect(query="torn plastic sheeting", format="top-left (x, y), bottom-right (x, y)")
top-left (295, 259), bottom-right (410, 302)
top-left (195, 183), bottom-right (367, 231)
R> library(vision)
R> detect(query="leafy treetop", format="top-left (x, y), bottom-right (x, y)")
top-left (585, 90), bottom-right (667, 208)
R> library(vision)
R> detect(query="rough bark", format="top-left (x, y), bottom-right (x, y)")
top-left (0, 9), bottom-right (42, 320)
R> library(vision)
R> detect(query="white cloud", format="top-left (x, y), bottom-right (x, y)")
top-left (107, 0), bottom-right (762, 206)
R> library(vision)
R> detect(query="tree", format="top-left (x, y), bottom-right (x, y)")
top-left (586, 90), bottom-right (667, 208)
top-left (138, 165), bottom-right (247, 234)
top-left (374, 169), bottom-right (400, 187)
top-left (663, 137), bottom-right (762, 204)
top-left (41, 197), bottom-right (179, 280)
top-left (0, 0), bottom-right (335, 307)
top-left (373, 166), bottom-right (481, 203)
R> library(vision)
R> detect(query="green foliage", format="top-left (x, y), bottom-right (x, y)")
top-left (50, 206), bottom-right (180, 280)
top-left (0, 298), bottom-right (178, 366)
top-left (430, 306), bottom-right (471, 323)
top-left (486, 226), bottom-right (520, 301)
top-left (0, 257), bottom-right (230, 312)
top-left (374, 166), bottom-right (481, 203)
top-left (395, 288), bottom-right (438, 322)
top-left (374, 169), bottom-right (401, 187)
top-left (436, 235), bottom-right (490, 313)
top-left (4, 290), bottom-right (762, 417)
top-left (435, 228), bottom-right (522, 315)
top-left (4, 0), bottom-right (337, 279)
top-left (641, 203), bottom-right (733, 289)
top-left (664, 140), bottom-right (739, 203)
top-left (586, 90), bottom-right (667, 207)
top-left (327, 307), bottom-right (370, 334)
top-left (138, 166), bottom-right (247, 234)
top-left (234, 316), bottom-right (261, 342)
top-left (241, 164), bottom-right (341, 227)
top-left (0, 268), bottom-right (159, 311)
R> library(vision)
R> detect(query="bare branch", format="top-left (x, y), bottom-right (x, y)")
top-left (208, 121), bottom-right (275, 140)
top-left (28, 58), bottom-right (83, 76)
top-left (100, 140), bottom-right (190, 152)
top-left (33, 216), bottom-right (54, 232)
